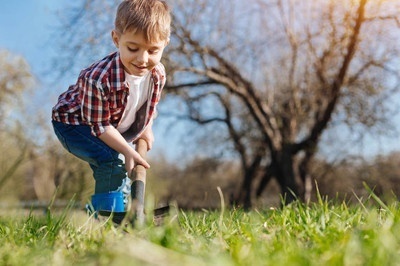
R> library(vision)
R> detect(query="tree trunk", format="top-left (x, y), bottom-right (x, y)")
top-left (299, 150), bottom-right (314, 202)
top-left (235, 171), bottom-right (254, 210)
top-left (256, 153), bottom-right (299, 205)
top-left (256, 164), bottom-right (275, 197)
top-left (275, 165), bottom-right (299, 204)
top-left (235, 152), bottom-right (263, 209)
top-left (273, 146), bottom-right (299, 204)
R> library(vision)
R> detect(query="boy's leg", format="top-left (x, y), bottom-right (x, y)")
top-left (51, 120), bottom-right (128, 195)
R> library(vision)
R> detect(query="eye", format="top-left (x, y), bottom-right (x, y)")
top-left (127, 47), bottom-right (138, 52)
top-left (149, 49), bottom-right (160, 55)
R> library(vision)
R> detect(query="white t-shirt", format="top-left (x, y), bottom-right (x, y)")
top-left (117, 72), bottom-right (151, 134)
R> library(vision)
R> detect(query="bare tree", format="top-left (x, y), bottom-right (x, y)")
top-left (165, 0), bottom-right (400, 205)
top-left (0, 50), bottom-right (34, 125)
top-left (24, 121), bottom-right (94, 204)
top-left (0, 50), bottom-right (34, 192)
top-left (171, 92), bottom-right (267, 208)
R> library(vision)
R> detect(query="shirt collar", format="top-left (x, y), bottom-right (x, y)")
top-left (110, 52), bottom-right (128, 91)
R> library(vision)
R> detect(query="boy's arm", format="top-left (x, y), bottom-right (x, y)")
top-left (99, 126), bottom-right (150, 177)
top-left (138, 118), bottom-right (154, 150)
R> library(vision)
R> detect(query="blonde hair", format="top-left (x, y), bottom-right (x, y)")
top-left (115, 0), bottom-right (171, 43)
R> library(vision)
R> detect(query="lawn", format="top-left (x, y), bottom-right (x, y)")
top-left (0, 192), bottom-right (399, 266)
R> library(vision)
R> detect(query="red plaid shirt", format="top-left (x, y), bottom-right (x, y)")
top-left (52, 51), bottom-right (165, 138)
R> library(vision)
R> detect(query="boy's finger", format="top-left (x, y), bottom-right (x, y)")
top-left (145, 139), bottom-right (152, 150)
top-left (137, 157), bottom-right (150, 169)
top-left (128, 161), bottom-right (149, 178)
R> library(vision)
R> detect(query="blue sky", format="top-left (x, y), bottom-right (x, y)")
top-left (0, 1), bottom-right (64, 79)
top-left (0, 1), bottom-right (77, 114)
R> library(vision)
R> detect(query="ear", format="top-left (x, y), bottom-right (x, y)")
top-left (111, 30), bottom-right (120, 48)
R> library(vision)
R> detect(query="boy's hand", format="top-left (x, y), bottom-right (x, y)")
top-left (99, 126), bottom-right (150, 175)
top-left (124, 149), bottom-right (150, 178)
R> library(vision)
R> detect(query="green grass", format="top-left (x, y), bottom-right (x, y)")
top-left (1, 195), bottom-right (400, 266)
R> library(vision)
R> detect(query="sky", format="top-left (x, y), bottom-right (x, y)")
top-left (0, 1), bottom-right (73, 114)
top-left (0, 1), bottom-right (63, 79)
top-left (0, 1), bottom-right (399, 160)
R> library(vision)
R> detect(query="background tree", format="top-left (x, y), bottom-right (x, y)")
top-left (0, 50), bottom-right (34, 125)
top-left (23, 120), bottom-right (94, 205)
top-left (0, 50), bottom-right (34, 198)
top-left (0, 49), bottom-right (94, 205)
top-left (165, 0), bottom-right (400, 206)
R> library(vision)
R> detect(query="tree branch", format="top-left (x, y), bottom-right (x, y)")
top-left (296, 0), bottom-right (368, 153)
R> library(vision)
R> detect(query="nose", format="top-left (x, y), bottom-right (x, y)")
top-left (137, 51), bottom-right (148, 64)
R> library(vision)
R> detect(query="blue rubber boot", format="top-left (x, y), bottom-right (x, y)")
top-left (88, 191), bottom-right (126, 224)
top-left (86, 177), bottom-right (132, 224)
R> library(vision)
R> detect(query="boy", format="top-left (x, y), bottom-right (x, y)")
top-left (51, 0), bottom-right (171, 223)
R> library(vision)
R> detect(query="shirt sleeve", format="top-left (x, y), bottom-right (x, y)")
top-left (80, 77), bottom-right (111, 137)
top-left (152, 63), bottom-right (166, 120)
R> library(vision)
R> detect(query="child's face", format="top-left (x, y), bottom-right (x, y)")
top-left (112, 30), bottom-right (168, 76)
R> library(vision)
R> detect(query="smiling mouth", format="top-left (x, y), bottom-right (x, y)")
top-left (134, 64), bottom-right (147, 70)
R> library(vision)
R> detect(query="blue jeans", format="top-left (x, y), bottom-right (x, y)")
top-left (52, 120), bottom-right (127, 194)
